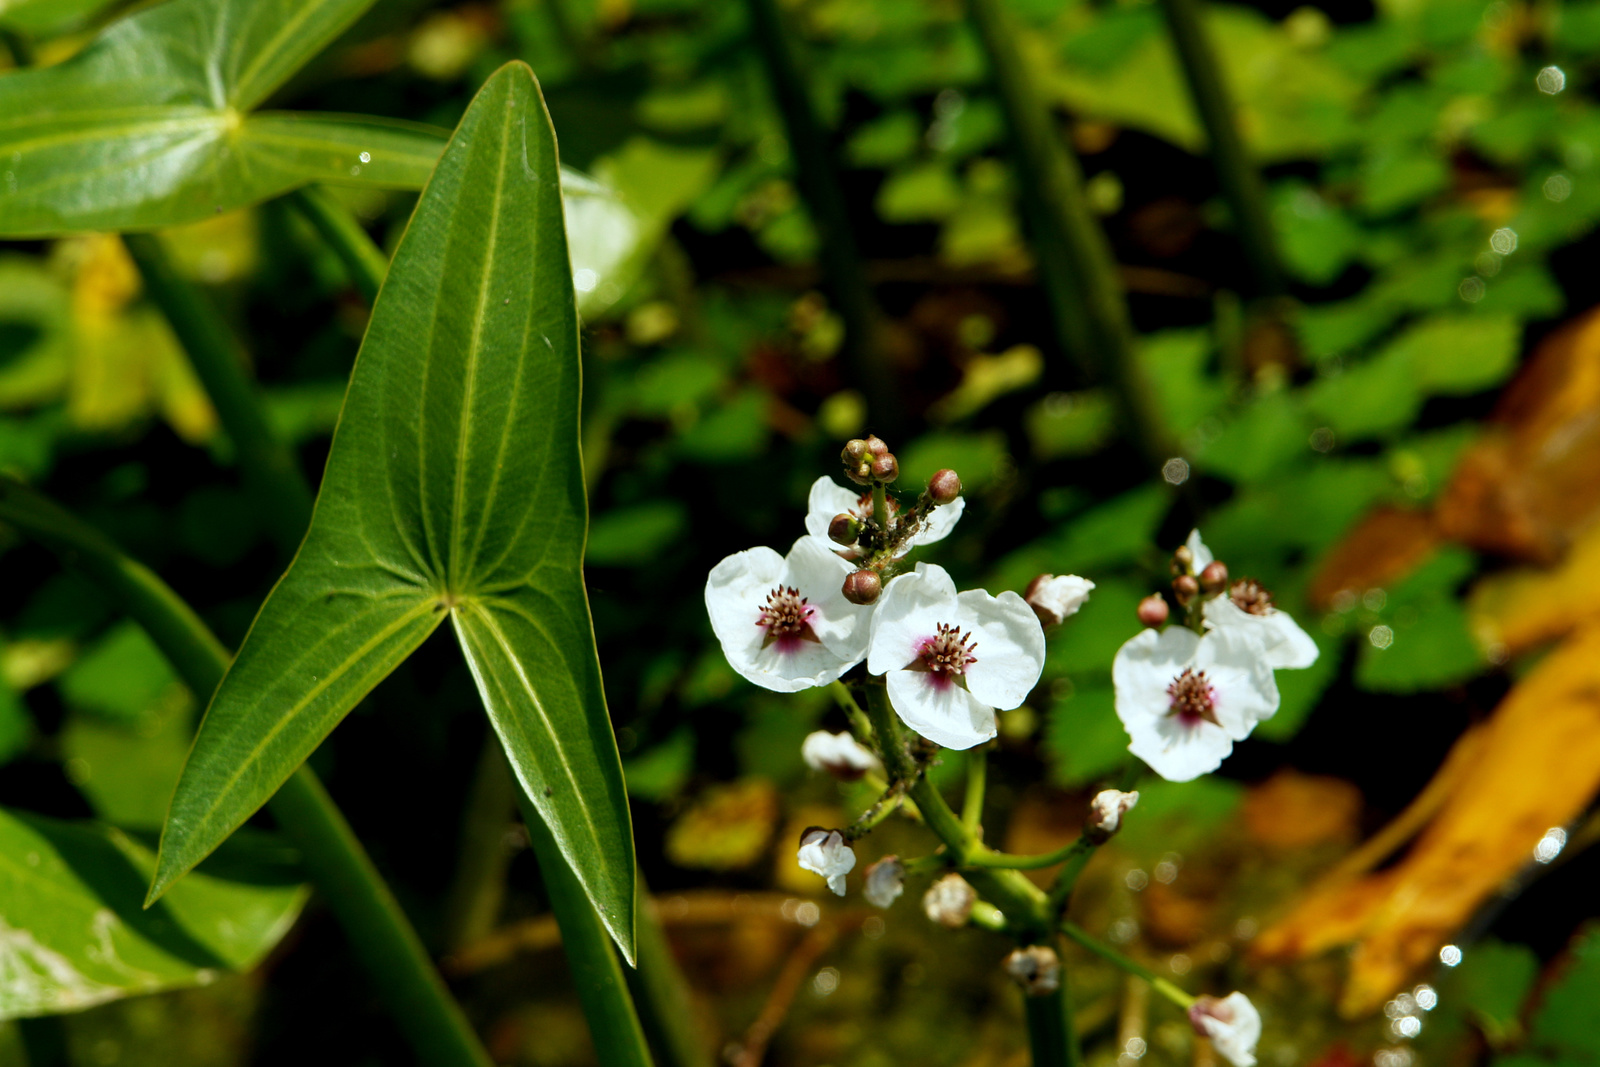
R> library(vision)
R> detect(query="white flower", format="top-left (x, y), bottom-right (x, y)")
top-left (801, 730), bottom-right (879, 781)
top-left (1087, 789), bottom-right (1139, 841)
top-left (797, 828), bottom-right (856, 896)
top-left (866, 563), bottom-right (1045, 750)
top-left (922, 872), bottom-right (976, 927)
top-left (863, 855), bottom-right (905, 909)
top-left (1190, 993), bottom-right (1262, 1067)
top-left (1004, 946), bottom-right (1062, 995)
top-left (705, 537), bottom-right (873, 693)
top-left (1024, 574), bottom-right (1096, 627)
top-left (1112, 626), bottom-right (1279, 782)
top-left (805, 476), bottom-right (964, 554)
top-left (1184, 530), bottom-right (1317, 671)
top-left (1203, 589), bottom-right (1319, 671)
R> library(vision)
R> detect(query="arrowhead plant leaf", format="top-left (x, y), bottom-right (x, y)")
top-left (150, 61), bottom-right (637, 961)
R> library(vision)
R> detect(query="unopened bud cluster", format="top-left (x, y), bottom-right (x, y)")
top-left (828, 436), bottom-right (965, 607)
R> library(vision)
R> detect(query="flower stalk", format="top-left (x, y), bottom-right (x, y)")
top-left (1059, 921), bottom-right (1197, 1010)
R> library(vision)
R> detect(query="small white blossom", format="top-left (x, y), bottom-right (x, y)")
top-left (797, 828), bottom-right (855, 896)
top-left (1190, 992), bottom-right (1262, 1067)
top-left (1025, 574), bottom-right (1096, 627)
top-left (922, 872), bottom-right (976, 927)
top-left (1004, 945), bottom-right (1062, 995)
top-left (1112, 626), bottom-right (1278, 782)
top-left (801, 730), bottom-right (879, 781)
top-left (867, 563), bottom-right (1046, 750)
top-left (1087, 789), bottom-right (1139, 841)
top-left (1185, 531), bottom-right (1318, 671)
top-left (863, 855), bottom-right (905, 909)
top-left (805, 476), bottom-right (964, 554)
top-left (705, 537), bottom-right (874, 693)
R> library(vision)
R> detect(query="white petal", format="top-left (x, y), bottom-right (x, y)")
top-left (957, 589), bottom-right (1046, 710)
top-left (1112, 626), bottom-right (1201, 730)
top-left (1203, 597), bottom-right (1320, 671)
top-left (705, 543), bottom-right (861, 693)
top-left (1126, 711), bottom-right (1235, 782)
top-left (867, 563), bottom-right (960, 675)
top-left (782, 536), bottom-right (873, 658)
top-left (797, 830), bottom-right (856, 897)
top-left (886, 669), bottom-right (995, 750)
top-left (907, 495), bottom-right (965, 548)
top-left (801, 731), bottom-right (877, 774)
top-left (1186, 529), bottom-right (1214, 572)
top-left (1199, 993), bottom-right (1262, 1067)
top-left (1194, 628), bottom-right (1281, 738)
top-left (805, 477), bottom-right (864, 546)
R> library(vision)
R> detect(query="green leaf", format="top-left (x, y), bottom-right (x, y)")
top-left (1044, 681), bottom-right (1131, 788)
top-left (0, 808), bottom-right (305, 1021)
top-left (1529, 923), bottom-right (1600, 1057)
top-left (0, 0), bottom-right (443, 235)
top-left (152, 63), bottom-right (637, 961)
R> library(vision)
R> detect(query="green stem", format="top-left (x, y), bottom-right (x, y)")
top-left (871, 483), bottom-right (889, 537)
top-left (287, 185), bottom-right (390, 305)
top-left (846, 782), bottom-right (906, 839)
top-left (441, 731), bottom-right (519, 952)
top-left (1155, 0), bottom-right (1285, 298)
top-left (1024, 970), bottom-right (1080, 1067)
top-left (741, 0), bottom-right (901, 436)
top-left (122, 233), bottom-right (314, 555)
top-left (828, 679), bottom-right (875, 745)
top-left (962, 748), bottom-right (988, 836)
top-left (0, 25), bottom-right (37, 67)
top-left (1059, 921), bottom-right (1196, 1009)
top-left (629, 875), bottom-right (713, 1067)
top-left (517, 794), bottom-right (656, 1067)
top-left (964, 0), bottom-right (1175, 471)
top-left (0, 477), bottom-right (493, 1067)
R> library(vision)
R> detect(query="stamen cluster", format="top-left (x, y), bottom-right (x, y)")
top-left (758, 585), bottom-right (813, 638)
top-left (919, 622), bottom-right (978, 678)
top-left (1228, 579), bottom-right (1274, 616)
top-left (1166, 668), bottom-right (1218, 725)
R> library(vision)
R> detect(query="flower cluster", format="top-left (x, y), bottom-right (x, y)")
top-left (1112, 531), bottom-right (1318, 782)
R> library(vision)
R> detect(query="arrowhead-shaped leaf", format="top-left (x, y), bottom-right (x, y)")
top-left (151, 62), bottom-right (636, 960)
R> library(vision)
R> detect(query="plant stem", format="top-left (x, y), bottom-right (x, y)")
top-left (441, 732), bottom-right (519, 952)
top-left (1024, 971), bottom-right (1080, 1067)
top-left (871, 483), bottom-right (889, 538)
top-left (828, 680), bottom-right (876, 745)
top-left (287, 185), bottom-right (390, 305)
top-left (965, 0), bottom-right (1176, 471)
top-left (0, 25), bottom-right (37, 67)
top-left (0, 477), bottom-right (493, 1067)
top-left (1059, 921), bottom-right (1196, 1009)
top-left (741, 0), bottom-right (901, 437)
top-left (1155, 0), bottom-right (1285, 298)
top-left (629, 877), bottom-right (714, 1067)
top-left (517, 794), bottom-right (656, 1067)
top-left (122, 233), bottom-right (314, 555)
top-left (963, 748), bottom-right (988, 836)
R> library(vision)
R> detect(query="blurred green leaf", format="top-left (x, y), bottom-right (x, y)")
top-left (0, 808), bottom-right (306, 1021)
top-left (898, 430), bottom-right (1009, 490)
top-left (1193, 394), bottom-right (1312, 483)
top-left (1044, 682), bottom-right (1130, 788)
top-left (62, 699), bottom-right (195, 829)
top-left (1117, 777), bottom-right (1243, 855)
top-left (877, 161), bottom-right (963, 223)
top-left (0, 682), bottom-right (27, 765)
top-left (0, 256), bottom-right (71, 409)
top-left (1025, 390), bottom-right (1116, 460)
top-left (587, 501), bottom-right (688, 567)
top-left (1445, 938), bottom-right (1538, 1041)
top-left (58, 622), bottom-right (189, 728)
top-left (622, 728), bottom-right (695, 803)
top-left (1254, 634), bottom-right (1337, 742)
top-left (1047, 579), bottom-right (1144, 675)
top-left (1527, 923), bottom-right (1600, 1057)
top-left (152, 64), bottom-right (636, 960)
top-left (1357, 548), bottom-right (1484, 692)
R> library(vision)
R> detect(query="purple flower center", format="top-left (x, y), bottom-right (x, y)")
top-left (915, 623), bottom-right (977, 688)
top-left (758, 585), bottom-right (819, 651)
top-left (1167, 668), bottom-right (1218, 726)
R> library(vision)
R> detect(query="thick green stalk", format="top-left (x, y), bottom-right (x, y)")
top-left (1155, 0), bottom-right (1285, 298)
top-left (1059, 921), bottom-right (1196, 1009)
top-left (287, 185), bottom-right (391, 305)
top-left (441, 733), bottom-right (520, 952)
top-left (963, 748), bottom-right (988, 835)
top-left (629, 876), bottom-right (714, 1067)
top-left (286, 189), bottom-right (681, 1063)
top-left (965, 0), bottom-right (1175, 470)
top-left (517, 794), bottom-right (656, 1067)
top-left (0, 478), bottom-right (493, 1067)
top-left (122, 233), bottom-right (314, 555)
top-left (741, 0), bottom-right (900, 436)
top-left (1024, 973), bottom-right (1080, 1067)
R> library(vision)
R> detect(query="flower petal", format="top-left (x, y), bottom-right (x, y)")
top-left (1126, 711), bottom-right (1235, 782)
top-left (907, 495), bottom-right (965, 548)
top-left (1186, 529), bottom-right (1214, 572)
top-left (1112, 626), bottom-right (1201, 731)
top-left (886, 669), bottom-right (996, 750)
top-left (867, 563), bottom-right (961, 675)
top-left (805, 477), bottom-right (864, 546)
top-left (1194, 627), bottom-right (1281, 738)
top-left (705, 546), bottom-right (784, 661)
top-left (1203, 596), bottom-right (1319, 671)
top-left (781, 536), bottom-right (873, 658)
top-left (957, 589), bottom-right (1045, 710)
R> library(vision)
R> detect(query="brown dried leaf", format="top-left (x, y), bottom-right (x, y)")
top-left (1470, 515), bottom-right (1600, 657)
top-left (1307, 507), bottom-right (1443, 611)
top-left (665, 779), bottom-right (781, 871)
top-left (1253, 625), bottom-right (1600, 1014)
top-left (1241, 771), bottom-right (1362, 851)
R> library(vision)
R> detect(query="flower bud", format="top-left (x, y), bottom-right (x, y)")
top-left (1025, 574), bottom-right (1095, 628)
top-left (863, 855), bottom-right (905, 909)
top-left (1189, 993), bottom-right (1262, 1067)
top-left (864, 435), bottom-right (890, 457)
top-left (842, 569), bottom-right (882, 605)
top-left (797, 828), bottom-right (856, 897)
top-left (1172, 573), bottom-right (1199, 605)
top-left (1085, 789), bottom-right (1139, 844)
top-left (927, 468), bottom-right (961, 505)
top-left (828, 513), bottom-right (860, 546)
top-left (870, 453), bottom-right (899, 483)
top-left (842, 439), bottom-right (869, 464)
top-left (801, 731), bottom-right (878, 782)
top-left (1137, 594), bottom-right (1170, 628)
top-left (922, 873), bottom-right (976, 928)
top-left (1004, 945), bottom-right (1061, 995)
top-left (1172, 545), bottom-right (1194, 574)
top-left (1199, 560), bottom-right (1230, 594)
